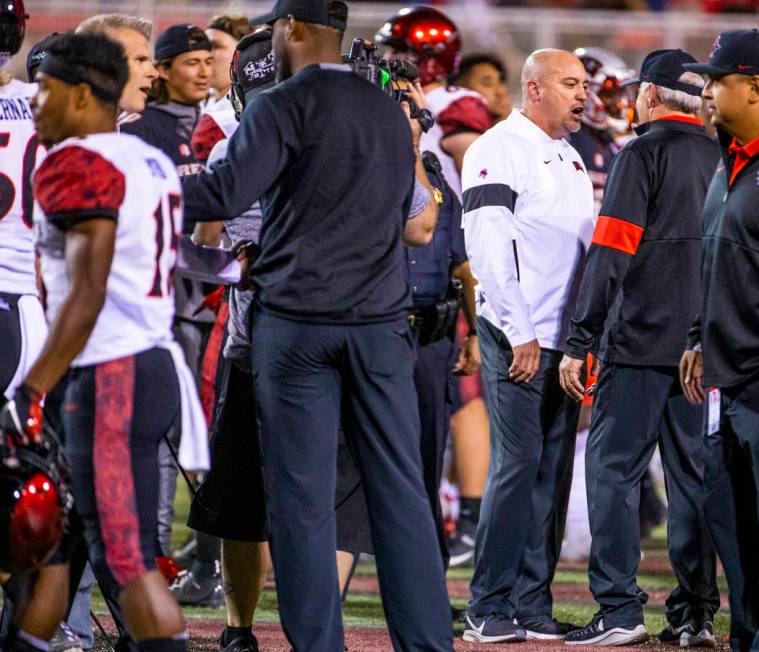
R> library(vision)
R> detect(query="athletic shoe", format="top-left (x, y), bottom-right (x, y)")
top-left (448, 523), bottom-right (476, 567)
top-left (565, 614), bottom-right (648, 646)
top-left (173, 532), bottom-right (198, 569)
top-left (680, 623), bottom-right (717, 648)
top-left (218, 631), bottom-right (260, 652)
top-left (521, 617), bottom-right (578, 640)
top-left (659, 623), bottom-right (689, 645)
top-left (462, 612), bottom-right (527, 643)
top-left (170, 570), bottom-right (224, 608)
top-left (49, 623), bottom-right (83, 652)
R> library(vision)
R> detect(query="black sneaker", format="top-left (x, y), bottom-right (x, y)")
top-left (659, 624), bottom-right (689, 645)
top-left (49, 623), bottom-right (83, 652)
top-left (565, 613), bottom-right (648, 646)
top-left (462, 612), bottom-right (527, 644)
top-left (521, 617), bottom-right (578, 640)
top-left (170, 570), bottom-right (224, 607)
top-left (448, 523), bottom-right (476, 567)
top-left (219, 631), bottom-right (260, 652)
top-left (680, 622), bottom-right (717, 648)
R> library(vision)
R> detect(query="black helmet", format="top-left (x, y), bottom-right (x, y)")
top-left (0, 0), bottom-right (27, 59)
top-left (0, 423), bottom-right (72, 574)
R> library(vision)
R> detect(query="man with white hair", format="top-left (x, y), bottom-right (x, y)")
top-left (559, 49), bottom-right (720, 647)
top-left (462, 49), bottom-right (594, 643)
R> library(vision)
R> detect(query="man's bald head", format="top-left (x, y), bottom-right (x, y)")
top-left (520, 48), bottom-right (588, 139)
top-left (521, 49), bottom-right (583, 100)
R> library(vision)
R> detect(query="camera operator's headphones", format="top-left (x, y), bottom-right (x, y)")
top-left (229, 29), bottom-right (275, 121)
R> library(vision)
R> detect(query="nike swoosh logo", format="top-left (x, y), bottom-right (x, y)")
top-left (543, 160), bottom-right (552, 164)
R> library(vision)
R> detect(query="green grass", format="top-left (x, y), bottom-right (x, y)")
top-left (87, 481), bottom-right (733, 640)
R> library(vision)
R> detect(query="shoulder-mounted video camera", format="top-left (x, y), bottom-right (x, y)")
top-left (345, 38), bottom-right (435, 133)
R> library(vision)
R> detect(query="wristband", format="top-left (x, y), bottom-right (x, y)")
top-left (467, 329), bottom-right (477, 337)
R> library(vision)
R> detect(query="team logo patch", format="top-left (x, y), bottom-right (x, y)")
top-left (244, 52), bottom-right (274, 81)
top-left (479, 168), bottom-right (488, 178)
top-left (573, 161), bottom-right (584, 172)
top-left (709, 35), bottom-right (722, 58)
top-left (593, 152), bottom-right (604, 168)
top-left (178, 143), bottom-right (191, 157)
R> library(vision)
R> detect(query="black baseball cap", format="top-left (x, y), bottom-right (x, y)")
top-left (155, 23), bottom-right (212, 61)
top-left (683, 29), bottom-right (759, 77)
top-left (621, 49), bottom-right (702, 96)
top-left (26, 32), bottom-right (58, 82)
top-left (233, 30), bottom-right (275, 98)
top-left (250, 0), bottom-right (347, 31)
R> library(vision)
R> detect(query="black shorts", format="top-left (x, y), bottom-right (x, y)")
top-left (188, 360), bottom-right (268, 542)
top-left (189, 356), bottom-right (373, 553)
top-left (62, 348), bottom-right (179, 591)
top-left (0, 292), bottom-right (22, 399)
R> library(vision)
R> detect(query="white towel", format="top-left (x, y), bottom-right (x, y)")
top-left (159, 338), bottom-right (210, 471)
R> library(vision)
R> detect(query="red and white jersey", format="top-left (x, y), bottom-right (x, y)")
top-left (420, 86), bottom-right (492, 200)
top-left (0, 80), bottom-right (45, 295)
top-left (191, 96), bottom-right (238, 163)
top-left (33, 133), bottom-right (183, 367)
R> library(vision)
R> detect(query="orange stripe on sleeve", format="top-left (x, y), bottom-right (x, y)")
top-left (591, 215), bottom-right (644, 255)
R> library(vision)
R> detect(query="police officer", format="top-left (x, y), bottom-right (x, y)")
top-left (680, 30), bottom-right (759, 652)
top-left (407, 152), bottom-right (480, 563)
top-left (559, 50), bottom-right (720, 646)
top-left (181, 0), bottom-right (453, 649)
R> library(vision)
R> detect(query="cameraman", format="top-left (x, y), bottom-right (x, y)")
top-left (181, 0), bottom-right (452, 649)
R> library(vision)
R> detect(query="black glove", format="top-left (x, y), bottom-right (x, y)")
top-left (0, 383), bottom-right (44, 447)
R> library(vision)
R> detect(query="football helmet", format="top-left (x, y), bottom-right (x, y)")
top-left (0, 0), bottom-right (26, 61)
top-left (574, 46), bottom-right (637, 133)
top-left (0, 422), bottom-right (72, 574)
top-left (375, 6), bottom-right (460, 86)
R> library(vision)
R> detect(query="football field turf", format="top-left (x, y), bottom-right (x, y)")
top-left (87, 483), bottom-right (730, 650)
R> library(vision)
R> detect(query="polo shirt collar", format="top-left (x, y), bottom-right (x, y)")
top-left (728, 134), bottom-right (759, 161)
top-left (508, 108), bottom-right (565, 146)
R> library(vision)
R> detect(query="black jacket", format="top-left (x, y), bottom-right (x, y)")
top-left (182, 64), bottom-right (416, 323)
top-left (688, 128), bottom-right (759, 388)
top-left (566, 117), bottom-right (719, 366)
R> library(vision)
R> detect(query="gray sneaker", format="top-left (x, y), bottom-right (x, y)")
top-left (680, 623), bottom-right (717, 648)
top-left (50, 624), bottom-right (83, 652)
top-left (170, 570), bottom-right (224, 608)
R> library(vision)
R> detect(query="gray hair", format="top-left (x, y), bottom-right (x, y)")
top-left (76, 14), bottom-right (153, 41)
top-left (643, 71), bottom-right (704, 115)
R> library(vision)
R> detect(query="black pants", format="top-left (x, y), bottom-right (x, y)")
top-left (251, 309), bottom-right (452, 652)
top-left (63, 349), bottom-right (180, 598)
top-left (470, 317), bottom-right (579, 624)
top-left (704, 378), bottom-right (759, 652)
top-left (586, 363), bottom-right (719, 628)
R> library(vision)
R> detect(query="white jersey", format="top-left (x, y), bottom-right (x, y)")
top-left (33, 133), bottom-right (183, 366)
top-left (191, 95), bottom-right (238, 163)
top-left (462, 109), bottom-right (595, 351)
top-left (0, 80), bottom-right (45, 295)
top-left (420, 86), bottom-right (492, 200)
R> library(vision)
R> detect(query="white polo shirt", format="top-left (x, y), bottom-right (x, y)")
top-left (462, 109), bottom-right (594, 351)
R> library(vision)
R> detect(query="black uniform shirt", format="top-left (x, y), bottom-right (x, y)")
top-left (566, 116), bottom-right (719, 366)
top-left (407, 159), bottom-right (467, 306)
top-left (689, 129), bottom-right (759, 388)
top-left (182, 64), bottom-right (416, 323)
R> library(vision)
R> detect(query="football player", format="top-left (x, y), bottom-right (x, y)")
top-left (1, 31), bottom-right (208, 651)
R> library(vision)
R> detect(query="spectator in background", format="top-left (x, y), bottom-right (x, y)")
top-left (204, 14), bottom-right (251, 110)
top-left (451, 53), bottom-right (511, 123)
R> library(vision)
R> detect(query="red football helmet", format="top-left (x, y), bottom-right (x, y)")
top-left (0, 423), bottom-right (72, 574)
top-left (375, 6), bottom-right (460, 87)
top-left (0, 0), bottom-right (26, 59)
